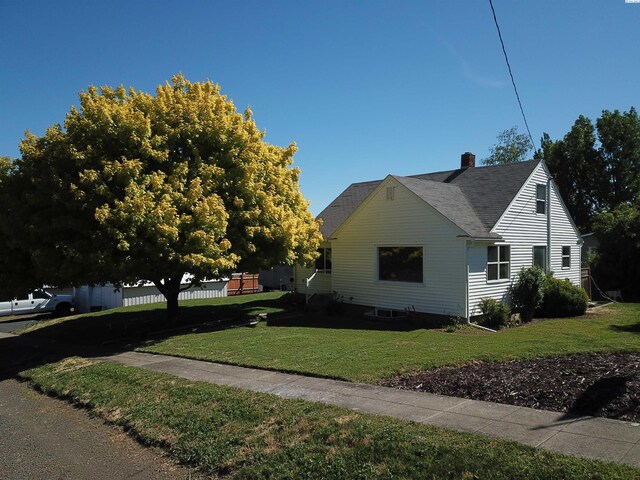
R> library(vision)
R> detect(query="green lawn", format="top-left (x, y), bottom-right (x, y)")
top-left (19, 358), bottom-right (638, 480)
top-left (140, 303), bottom-right (640, 383)
top-left (20, 294), bottom-right (640, 384)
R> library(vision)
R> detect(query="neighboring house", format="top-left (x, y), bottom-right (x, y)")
top-left (581, 233), bottom-right (599, 266)
top-left (258, 265), bottom-right (295, 291)
top-left (72, 276), bottom-right (228, 313)
top-left (295, 153), bottom-right (582, 319)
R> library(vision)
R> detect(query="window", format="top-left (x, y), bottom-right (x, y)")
top-left (487, 245), bottom-right (510, 281)
top-left (314, 248), bottom-right (332, 272)
top-left (536, 184), bottom-right (546, 214)
top-left (378, 246), bottom-right (423, 283)
top-left (32, 290), bottom-right (50, 299)
top-left (562, 246), bottom-right (571, 268)
top-left (386, 186), bottom-right (395, 200)
top-left (533, 246), bottom-right (547, 271)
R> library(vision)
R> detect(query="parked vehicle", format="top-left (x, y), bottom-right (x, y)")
top-left (0, 290), bottom-right (74, 317)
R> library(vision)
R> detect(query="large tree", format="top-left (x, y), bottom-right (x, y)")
top-left (592, 202), bottom-right (640, 299)
top-left (542, 107), bottom-right (640, 232)
top-left (482, 126), bottom-right (533, 165)
top-left (3, 75), bottom-right (321, 320)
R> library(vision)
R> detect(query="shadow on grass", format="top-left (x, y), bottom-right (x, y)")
top-left (610, 322), bottom-right (640, 334)
top-left (0, 294), bottom-right (288, 382)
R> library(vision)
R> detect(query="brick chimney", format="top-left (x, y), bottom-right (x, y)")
top-left (461, 152), bottom-right (475, 169)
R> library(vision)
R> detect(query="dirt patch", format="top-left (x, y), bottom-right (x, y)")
top-left (380, 353), bottom-right (640, 422)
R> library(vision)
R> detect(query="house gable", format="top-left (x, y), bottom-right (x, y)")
top-left (318, 160), bottom-right (539, 240)
top-left (467, 161), bottom-right (583, 315)
top-left (331, 176), bottom-right (470, 240)
top-left (330, 176), bottom-right (467, 316)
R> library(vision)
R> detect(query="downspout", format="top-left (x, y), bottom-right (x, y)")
top-left (547, 176), bottom-right (552, 273)
top-left (464, 239), bottom-right (470, 323)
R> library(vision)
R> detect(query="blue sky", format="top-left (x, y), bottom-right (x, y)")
top-left (1, 1), bottom-right (638, 214)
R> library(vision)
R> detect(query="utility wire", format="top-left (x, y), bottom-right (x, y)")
top-left (489, 0), bottom-right (537, 152)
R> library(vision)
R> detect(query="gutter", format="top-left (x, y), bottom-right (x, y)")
top-left (547, 176), bottom-right (552, 273)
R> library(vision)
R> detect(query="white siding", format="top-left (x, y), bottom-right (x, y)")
top-left (75, 281), bottom-right (228, 312)
top-left (74, 285), bottom-right (124, 313)
top-left (122, 280), bottom-right (227, 307)
top-left (294, 241), bottom-right (332, 295)
top-left (332, 178), bottom-right (467, 316)
top-left (468, 162), bottom-right (582, 315)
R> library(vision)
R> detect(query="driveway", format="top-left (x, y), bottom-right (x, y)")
top-left (0, 314), bottom-right (50, 334)
top-left (0, 379), bottom-right (196, 480)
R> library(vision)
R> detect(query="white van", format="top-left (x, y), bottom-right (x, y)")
top-left (0, 290), bottom-right (74, 317)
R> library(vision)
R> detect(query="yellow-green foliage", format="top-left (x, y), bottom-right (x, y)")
top-left (9, 75), bottom-right (321, 294)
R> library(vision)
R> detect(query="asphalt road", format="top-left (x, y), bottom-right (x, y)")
top-left (0, 379), bottom-right (196, 480)
top-left (0, 314), bottom-right (50, 334)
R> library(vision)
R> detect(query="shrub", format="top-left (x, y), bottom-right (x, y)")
top-left (478, 298), bottom-right (510, 330)
top-left (537, 275), bottom-right (588, 318)
top-left (444, 316), bottom-right (464, 333)
top-left (509, 266), bottom-right (545, 322)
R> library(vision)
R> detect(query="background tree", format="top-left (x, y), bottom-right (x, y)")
top-left (542, 107), bottom-right (640, 296)
top-left (592, 202), bottom-right (640, 300)
top-left (542, 108), bottom-right (640, 233)
top-left (482, 126), bottom-right (533, 165)
top-left (541, 116), bottom-right (604, 233)
top-left (4, 75), bottom-right (322, 321)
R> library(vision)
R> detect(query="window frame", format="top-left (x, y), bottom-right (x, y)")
top-left (533, 245), bottom-right (547, 271)
top-left (487, 245), bottom-right (511, 282)
top-left (561, 246), bottom-right (571, 269)
top-left (376, 245), bottom-right (424, 284)
top-left (314, 247), bottom-right (332, 273)
top-left (536, 184), bottom-right (546, 215)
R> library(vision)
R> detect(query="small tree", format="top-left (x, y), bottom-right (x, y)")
top-left (3, 75), bottom-right (322, 321)
top-left (509, 266), bottom-right (545, 322)
top-left (483, 126), bottom-right (533, 165)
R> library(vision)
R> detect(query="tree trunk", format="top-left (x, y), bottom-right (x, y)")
top-left (166, 291), bottom-right (179, 324)
top-left (153, 276), bottom-right (182, 324)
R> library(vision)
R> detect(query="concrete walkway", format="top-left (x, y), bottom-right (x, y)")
top-left (2, 331), bottom-right (638, 468)
top-left (99, 350), bottom-right (640, 468)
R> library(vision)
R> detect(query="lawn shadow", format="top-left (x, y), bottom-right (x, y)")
top-left (566, 375), bottom-right (632, 418)
top-left (0, 294), bottom-right (288, 382)
top-left (609, 322), bottom-right (640, 334)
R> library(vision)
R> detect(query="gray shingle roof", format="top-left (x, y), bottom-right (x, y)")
top-left (317, 160), bottom-right (540, 239)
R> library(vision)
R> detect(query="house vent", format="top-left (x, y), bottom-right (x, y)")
top-left (386, 186), bottom-right (395, 200)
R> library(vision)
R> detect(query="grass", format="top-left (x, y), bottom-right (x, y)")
top-left (19, 358), bottom-right (639, 479)
top-left (139, 303), bottom-right (640, 383)
top-left (20, 292), bottom-right (288, 344)
top-left (19, 294), bottom-right (640, 383)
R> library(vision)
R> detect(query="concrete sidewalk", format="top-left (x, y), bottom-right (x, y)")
top-left (99, 350), bottom-right (640, 468)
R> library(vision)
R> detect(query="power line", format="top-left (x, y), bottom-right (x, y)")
top-left (489, 0), bottom-right (537, 152)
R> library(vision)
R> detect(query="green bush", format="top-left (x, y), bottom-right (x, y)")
top-left (537, 275), bottom-right (589, 318)
top-left (509, 266), bottom-right (545, 322)
top-left (478, 298), bottom-right (511, 330)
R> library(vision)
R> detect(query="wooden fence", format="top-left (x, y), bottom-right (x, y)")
top-left (227, 273), bottom-right (259, 296)
top-left (581, 267), bottom-right (592, 299)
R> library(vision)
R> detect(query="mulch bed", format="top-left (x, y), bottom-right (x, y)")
top-left (380, 353), bottom-right (640, 422)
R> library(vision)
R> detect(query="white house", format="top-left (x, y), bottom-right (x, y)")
top-left (295, 153), bottom-right (582, 320)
